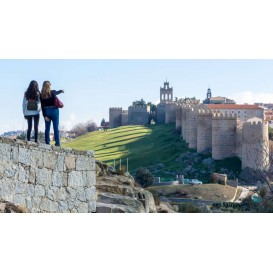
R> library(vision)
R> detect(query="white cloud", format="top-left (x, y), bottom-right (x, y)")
top-left (230, 91), bottom-right (273, 104)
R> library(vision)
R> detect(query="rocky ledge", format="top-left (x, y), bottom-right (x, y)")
top-left (95, 161), bottom-right (176, 213)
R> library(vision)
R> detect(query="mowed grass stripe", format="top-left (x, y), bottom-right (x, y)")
top-left (63, 123), bottom-right (187, 171)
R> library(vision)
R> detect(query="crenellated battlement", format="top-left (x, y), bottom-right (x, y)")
top-left (109, 107), bottom-right (123, 111)
top-left (212, 112), bottom-right (237, 119)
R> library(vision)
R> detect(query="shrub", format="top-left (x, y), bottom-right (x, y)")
top-left (134, 167), bottom-right (154, 188)
top-left (259, 186), bottom-right (267, 199)
top-left (117, 165), bottom-right (126, 175)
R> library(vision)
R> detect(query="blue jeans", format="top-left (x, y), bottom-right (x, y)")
top-left (44, 108), bottom-right (60, 146)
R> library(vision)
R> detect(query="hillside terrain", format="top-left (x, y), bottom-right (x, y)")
top-left (63, 124), bottom-right (241, 182)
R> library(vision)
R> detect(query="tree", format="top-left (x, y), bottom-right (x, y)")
top-left (134, 167), bottom-right (154, 188)
top-left (70, 123), bottom-right (88, 137)
top-left (100, 118), bottom-right (106, 127)
top-left (132, 99), bottom-right (146, 107)
top-left (85, 120), bottom-right (97, 132)
top-left (147, 102), bottom-right (157, 112)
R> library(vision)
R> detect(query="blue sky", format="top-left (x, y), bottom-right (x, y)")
top-left (1, 59), bottom-right (273, 134)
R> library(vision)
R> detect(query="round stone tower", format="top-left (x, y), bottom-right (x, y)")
top-left (212, 113), bottom-right (237, 160)
top-left (242, 118), bottom-right (269, 171)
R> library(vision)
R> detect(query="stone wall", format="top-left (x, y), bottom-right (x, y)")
top-left (165, 102), bottom-right (177, 124)
top-left (128, 106), bottom-right (150, 125)
top-left (109, 107), bottom-right (122, 128)
top-left (212, 113), bottom-right (237, 160)
top-left (156, 103), bottom-right (166, 124)
top-left (242, 118), bottom-right (269, 170)
top-left (176, 105), bottom-right (182, 133)
top-left (197, 109), bottom-right (212, 153)
top-left (0, 137), bottom-right (96, 213)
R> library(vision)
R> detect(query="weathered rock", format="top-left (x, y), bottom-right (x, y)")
top-left (97, 192), bottom-right (145, 213)
top-left (0, 200), bottom-right (27, 213)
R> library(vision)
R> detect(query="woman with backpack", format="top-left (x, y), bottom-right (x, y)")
top-left (22, 80), bottom-right (41, 143)
top-left (40, 81), bottom-right (64, 146)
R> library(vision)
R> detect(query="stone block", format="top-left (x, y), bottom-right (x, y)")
top-left (29, 168), bottom-right (36, 183)
top-left (26, 184), bottom-right (35, 196)
top-left (76, 187), bottom-right (86, 202)
top-left (46, 188), bottom-right (55, 201)
top-left (4, 164), bottom-right (16, 178)
top-left (43, 152), bottom-right (57, 170)
top-left (56, 155), bottom-right (65, 171)
top-left (62, 172), bottom-right (68, 187)
top-left (36, 168), bottom-right (52, 187)
top-left (30, 150), bottom-right (44, 168)
top-left (15, 182), bottom-right (26, 194)
top-left (55, 187), bottom-right (66, 201)
top-left (85, 187), bottom-right (96, 201)
top-left (18, 147), bottom-right (31, 165)
top-left (83, 171), bottom-right (96, 187)
top-left (11, 146), bottom-right (19, 162)
top-left (65, 187), bottom-right (77, 200)
top-left (52, 171), bottom-right (63, 187)
top-left (77, 202), bottom-right (88, 213)
top-left (40, 198), bottom-right (59, 212)
top-left (18, 165), bottom-right (27, 183)
top-left (0, 163), bottom-right (5, 178)
top-left (64, 155), bottom-right (76, 170)
top-left (88, 201), bottom-right (96, 213)
top-left (25, 197), bottom-right (33, 211)
top-left (1, 179), bottom-right (15, 201)
top-left (68, 171), bottom-right (85, 188)
top-left (35, 185), bottom-right (46, 197)
top-left (76, 156), bottom-right (95, 171)
top-left (32, 196), bottom-right (42, 210)
top-left (0, 143), bottom-right (11, 161)
top-left (13, 194), bottom-right (26, 207)
top-left (58, 200), bottom-right (69, 212)
top-left (67, 200), bottom-right (75, 210)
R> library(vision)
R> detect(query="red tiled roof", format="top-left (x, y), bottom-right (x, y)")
top-left (207, 104), bottom-right (262, 110)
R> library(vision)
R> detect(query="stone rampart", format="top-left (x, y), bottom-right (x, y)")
top-left (187, 108), bottom-right (198, 149)
top-left (197, 109), bottom-right (212, 153)
top-left (176, 105), bottom-right (182, 133)
top-left (165, 102), bottom-right (177, 124)
top-left (128, 106), bottom-right (150, 125)
top-left (212, 113), bottom-right (237, 160)
top-left (121, 110), bottom-right (128, 126)
top-left (0, 138), bottom-right (96, 213)
top-left (109, 107), bottom-right (122, 128)
top-left (242, 119), bottom-right (269, 170)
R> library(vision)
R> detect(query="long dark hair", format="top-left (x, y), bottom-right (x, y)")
top-left (25, 80), bottom-right (40, 100)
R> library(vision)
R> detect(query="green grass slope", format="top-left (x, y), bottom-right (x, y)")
top-left (63, 123), bottom-right (188, 170)
top-left (63, 123), bottom-right (241, 181)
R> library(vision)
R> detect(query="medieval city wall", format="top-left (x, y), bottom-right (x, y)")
top-left (128, 106), bottom-right (150, 125)
top-left (212, 113), bottom-right (237, 160)
top-left (165, 102), bottom-right (177, 124)
top-left (0, 138), bottom-right (96, 213)
top-left (242, 119), bottom-right (269, 170)
top-left (156, 103), bottom-right (166, 124)
top-left (176, 105), bottom-right (182, 133)
top-left (187, 108), bottom-right (198, 149)
top-left (109, 107), bottom-right (122, 128)
top-left (122, 110), bottom-right (128, 126)
top-left (196, 109), bottom-right (212, 153)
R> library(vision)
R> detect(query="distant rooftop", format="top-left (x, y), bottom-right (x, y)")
top-left (207, 104), bottom-right (262, 110)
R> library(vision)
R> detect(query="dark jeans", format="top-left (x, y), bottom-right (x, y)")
top-left (44, 107), bottom-right (60, 146)
top-left (26, 114), bottom-right (40, 142)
